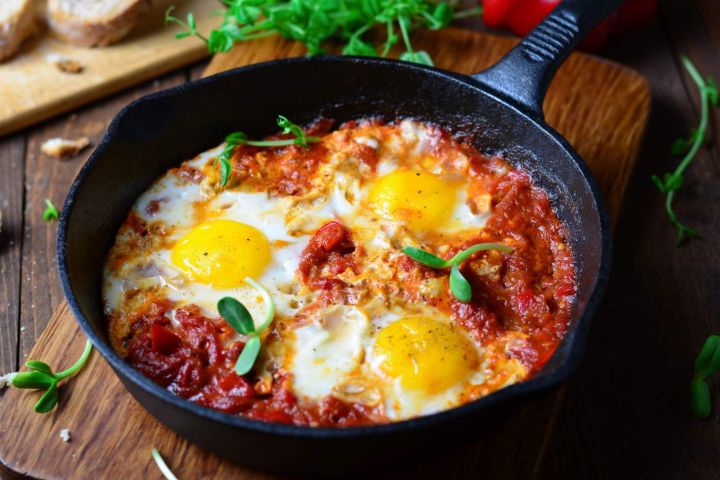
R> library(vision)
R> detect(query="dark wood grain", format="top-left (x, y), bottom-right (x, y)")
top-left (0, 27), bottom-right (649, 480)
top-left (539, 3), bottom-right (720, 478)
top-left (0, 134), bottom-right (25, 374)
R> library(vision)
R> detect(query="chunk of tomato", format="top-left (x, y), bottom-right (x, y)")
top-left (313, 221), bottom-right (348, 251)
top-left (150, 323), bottom-right (181, 355)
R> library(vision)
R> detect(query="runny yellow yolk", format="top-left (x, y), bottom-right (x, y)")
top-left (373, 316), bottom-right (477, 393)
top-left (170, 219), bottom-right (270, 289)
top-left (367, 171), bottom-right (457, 230)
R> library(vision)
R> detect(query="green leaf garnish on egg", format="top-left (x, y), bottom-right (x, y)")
top-left (217, 297), bottom-right (255, 335)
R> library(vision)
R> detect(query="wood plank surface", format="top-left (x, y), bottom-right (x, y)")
top-left (0, 134), bottom-right (25, 374)
top-left (539, 2), bottom-right (720, 478)
top-left (0, 27), bottom-right (650, 479)
top-left (0, 0), bottom-right (215, 137)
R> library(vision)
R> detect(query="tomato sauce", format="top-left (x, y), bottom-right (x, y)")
top-left (125, 303), bottom-right (377, 426)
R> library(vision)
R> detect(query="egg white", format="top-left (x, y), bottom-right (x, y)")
top-left (289, 305), bottom-right (369, 399)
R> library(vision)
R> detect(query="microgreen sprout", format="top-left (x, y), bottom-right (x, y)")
top-left (165, 1), bottom-right (483, 66)
top-left (152, 448), bottom-right (180, 480)
top-left (691, 335), bottom-right (720, 419)
top-left (216, 115), bottom-right (320, 186)
top-left (651, 56), bottom-right (719, 245)
top-left (217, 277), bottom-right (275, 376)
top-left (10, 339), bottom-right (93, 413)
top-left (164, 6), bottom-right (207, 43)
top-left (43, 199), bottom-right (60, 222)
top-left (402, 243), bottom-right (512, 302)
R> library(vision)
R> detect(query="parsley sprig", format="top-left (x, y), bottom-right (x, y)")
top-left (165, 1), bottom-right (482, 66)
top-left (218, 277), bottom-right (275, 375)
top-left (11, 339), bottom-right (93, 413)
top-left (691, 335), bottom-right (720, 418)
top-left (402, 243), bottom-right (512, 302)
top-left (217, 115), bottom-right (320, 186)
top-left (652, 56), bottom-right (719, 244)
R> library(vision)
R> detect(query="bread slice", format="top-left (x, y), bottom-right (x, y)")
top-left (47, 0), bottom-right (151, 47)
top-left (0, 0), bottom-right (36, 62)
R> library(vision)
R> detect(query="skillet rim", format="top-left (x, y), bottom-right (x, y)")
top-left (57, 55), bottom-right (612, 440)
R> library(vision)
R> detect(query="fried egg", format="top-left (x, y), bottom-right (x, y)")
top-left (285, 302), bottom-right (529, 420)
top-left (103, 148), bottom-right (311, 325)
top-left (369, 311), bottom-right (483, 418)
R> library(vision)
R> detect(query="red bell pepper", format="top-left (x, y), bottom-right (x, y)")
top-left (482, 0), bottom-right (659, 51)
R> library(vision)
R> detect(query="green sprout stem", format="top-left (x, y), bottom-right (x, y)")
top-left (691, 334), bottom-right (720, 418)
top-left (43, 199), bottom-right (60, 222)
top-left (216, 115), bottom-right (319, 187)
top-left (244, 276), bottom-right (275, 333)
top-left (652, 56), bottom-right (719, 244)
top-left (164, 6), bottom-right (207, 43)
top-left (402, 242), bottom-right (512, 302)
top-left (381, 21), bottom-right (396, 57)
top-left (55, 339), bottom-right (94, 380)
top-left (242, 137), bottom-right (321, 147)
top-left (152, 448), bottom-right (180, 480)
top-left (676, 58), bottom-right (710, 180)
top-left (398, 15), bottom-right (413, 54)
top-left (11, 339), bottom-right (93, 413)
top-left (446, 242), bottom-right (513, 266)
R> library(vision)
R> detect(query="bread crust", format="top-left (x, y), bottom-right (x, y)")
top-left (0, 0), bottom-right (36, 62)
top-left (47, 0), bottom-right (151, 47)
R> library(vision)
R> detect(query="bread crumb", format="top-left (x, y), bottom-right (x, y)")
top-left (60, 429), bottom-right (72, 442)
top-left (46, 54), bottom-right (84, 74)
top-left (41, 137), bottom-right (90, 158)
top-left (0, 372), bottom-right (17, 389)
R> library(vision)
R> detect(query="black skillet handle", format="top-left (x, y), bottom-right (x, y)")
top-left (472, 0), bottom-right (626, 120)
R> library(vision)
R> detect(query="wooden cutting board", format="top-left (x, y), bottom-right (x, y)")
top-left (0, 28), bottom-right (650, 479)
top-left (0, 0), bottom-right (217, 137)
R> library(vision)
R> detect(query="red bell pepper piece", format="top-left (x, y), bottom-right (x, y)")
top-left (482, 0), bottom-right (659, 51)
top-left (312, 221), bottom-right (349, 252)
top-left (150, 323), bottom-right (181, 355)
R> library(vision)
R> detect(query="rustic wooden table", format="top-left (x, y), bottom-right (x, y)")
top-left (1, 1), bottom-right (718, 478)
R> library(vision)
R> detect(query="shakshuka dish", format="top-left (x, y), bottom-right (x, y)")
top-left (103, 117), bottom-right (576, 427)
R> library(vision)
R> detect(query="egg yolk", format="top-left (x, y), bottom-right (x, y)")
top-left (367, 171), bottom-right (457, 230)
top-left (373, 316), bottom-right (477, 393)
top-left (170, 220), bottom-right (270, 289)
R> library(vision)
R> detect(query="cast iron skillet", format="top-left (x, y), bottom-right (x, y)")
top-left (59, 0), bottom-right (621, 474)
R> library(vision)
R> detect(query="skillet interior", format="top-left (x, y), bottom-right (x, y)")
top-left (59, 56), bottom-right (610, 474)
